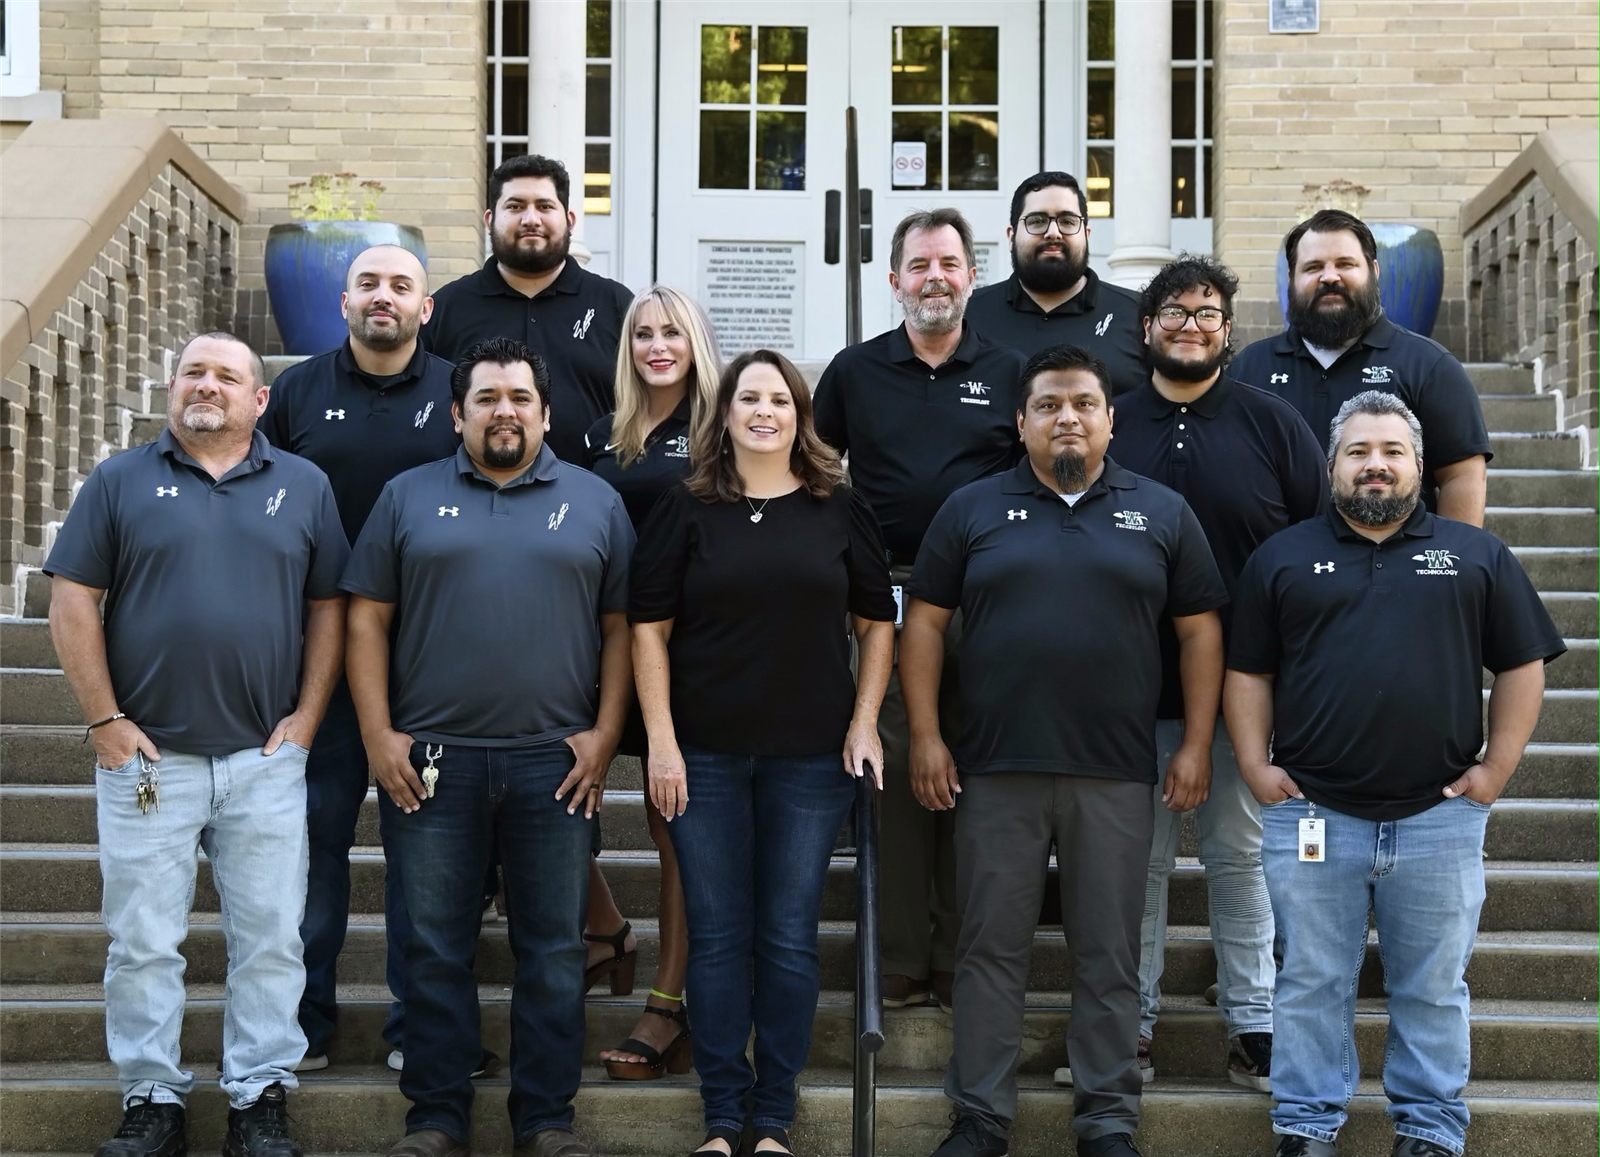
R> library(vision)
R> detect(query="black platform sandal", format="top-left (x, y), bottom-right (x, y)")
top-left (692, 1124), bottom-right (745, 1157)
top-left (603, 1003), bottom-right (692, 1080)
top-left (583, 920), bottom-right (637, 995)
top-left (752, 1125), bottom-right (793, 1156)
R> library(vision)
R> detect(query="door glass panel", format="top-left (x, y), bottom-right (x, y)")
top-left (756, 26), bottom-right (808, 105)
top-left (500, 63), bottom-right (529, 137)
top-left (1087, 67), bottom-right (1114, 139)
top-left (1088, 0), bottom-right (1114, 59)
top-left (701, 25), bottom-right (752, 103)
top-left (891, 111), bottom-right (943, 189)
top-left (699, 110), bottom-right (750, 188)
top-left (1171, 67), bottom-right (1196, 139)
top-left (1173, 0), bottom-right (1197, 59)
top-left (586, 64), bottom-right (611, 137)
top-left (1086, 147), bottom-right (1114, 218)
top-left (756, 111), bottom-right (807, 189)
top-left (1171, 146), bottom-right (1195, 217)
top-left (891, 26), bottom-right (943, 104)
top-left (502, 0), bottom-right (529, 54)
top-left (949, 112), bottom-right (999, 190)
top-left (585, 142), bottom-right (612, 215)
top-left (586, 0), bottom-right (612, 59)
top-left (948, 27), bottom-right (999, 104)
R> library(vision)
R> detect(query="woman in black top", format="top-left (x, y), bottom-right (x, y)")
top-left (631, 350), bottom-right (897, 1157)
top-left (580, 286), bottom-right (723, 1081)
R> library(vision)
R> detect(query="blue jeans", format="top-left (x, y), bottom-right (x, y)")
top-left (669, 744), bottom-right (855, 1133)
top-left (380, 742), bottom-right (590, 1144)
top-left (1139, 719), bottom-right (1275, 1039)
top-left (1264, 794), bottom-right (1490, 1155)
top-left (97, 743), bottom-right (310, 1109)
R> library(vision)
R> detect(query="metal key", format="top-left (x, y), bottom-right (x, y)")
top-left (421, 744), bottom-right (443, 799)
top-left (135, 758), bottom-right (159, 815)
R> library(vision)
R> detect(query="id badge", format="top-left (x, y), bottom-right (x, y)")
top-left (891, 584), bottom-right (904, 628)
top-left (1298, 817), bottom-right (1326, 863)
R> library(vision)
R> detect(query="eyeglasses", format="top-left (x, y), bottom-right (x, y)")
top-left (1020, 212), bottom-right (1085, 236)
top-left (1155, 305), bottom-right (1229, 332)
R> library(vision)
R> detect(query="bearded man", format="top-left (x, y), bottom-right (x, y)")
top-left (814, 208), bottom-right (1026, 1015)
top-left (965, 171), bottom-right (1146, 394)
top-left (1231, 210), bottom-right (1489, 525)
top-left (422, 154), bottom-right (632, 463)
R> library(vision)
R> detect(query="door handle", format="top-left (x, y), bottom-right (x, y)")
top-left (824, 190), bottom-right (841, 265)
top-left (859, 189), bottom-right (873, 264)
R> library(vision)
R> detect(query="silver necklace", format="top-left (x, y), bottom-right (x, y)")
top-left (745, 495), bottom-right (773, 523)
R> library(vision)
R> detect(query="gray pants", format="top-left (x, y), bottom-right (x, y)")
top-left (946, 772), bottom-right (1153, 1141)
top-left (877, 566), bottom-right (961, 978)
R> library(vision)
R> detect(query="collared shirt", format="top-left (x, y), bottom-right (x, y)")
top-left (1112, 375), bottom-right (1327, 717)
top-left (910, 457), bottom-right (1228, 782)
top-left (1229, 505), bottom-right (1566, 822)
top-left (421, 258), bottom-right (634, 464)
top-left (965, 268), bottom-right (1148, 394)
top-left (583, 396), bottom-right (694, 531)
top-left (44, 429), bottom-right (349, 755)
top-left (814, 322), bottom-right (1026, 563)
top-left (341, 444), bottom-right (634, 747)
top-left (259, 339), bottom-right (460, 542)
top-left (1230, 314), bottom-right (1492, 507)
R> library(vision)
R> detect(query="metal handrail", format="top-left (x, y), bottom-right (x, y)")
top-left (852, 771), bottom-right (885, 1157)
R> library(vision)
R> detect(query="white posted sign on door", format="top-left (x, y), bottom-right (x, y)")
top-left (892, 141), bottom-right (928, 187)
top-left (698, 242), bottom-right (805, 356)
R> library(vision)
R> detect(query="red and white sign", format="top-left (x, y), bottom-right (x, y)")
top-left (892, 141), bottom-right (928, 188)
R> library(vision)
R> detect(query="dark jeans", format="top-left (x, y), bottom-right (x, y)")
top-left (299, 682), bottom-right (417, 1054)
top-left (380, 741), bottom-right (591, 1144)
top-left (669, 743), bottom-right (855, 1133)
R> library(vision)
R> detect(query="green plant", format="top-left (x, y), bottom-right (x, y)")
top-left (287, 171), bottom-right (387, 221)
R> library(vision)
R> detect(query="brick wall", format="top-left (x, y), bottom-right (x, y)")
top-left (38, 0), bottom-right (486, 354)
top-left (1213, 0), bottom-right (1599, 355)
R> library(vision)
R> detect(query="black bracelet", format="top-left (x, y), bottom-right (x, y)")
top-left (83, 712), bottom-right (127, 743)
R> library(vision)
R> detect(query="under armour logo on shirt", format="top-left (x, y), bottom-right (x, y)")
top-left (1314, 561), bottom-right (1335, 574)
top-left (548, 502), bottom-right (570, 530)
top-left (1270, 373), bottom-right (1289, 384)
top-left (325, 409), bottom-right (346, 420)
top-left (1007, 509), bottom-right (1028, 521)
top-left (573, 309), bottom-right (595, 340)
top-left (265, 488), bottom-right (286, 516)
top-left (438, 506), bottom-right (459, 517)
top-left (415, 401), bottom-right (434, 429)
top-left (1094, 313), bottom-right (1113, 337)
top-left (156, 486), bottom-right (178, 497)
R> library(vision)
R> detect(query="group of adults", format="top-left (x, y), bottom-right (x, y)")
top-left (49, 154), bottom-right (1563, 1157)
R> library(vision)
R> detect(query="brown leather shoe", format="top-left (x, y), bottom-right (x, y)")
top-left (387, 1128), bottom-right (470, 1157)
top-left (513, 1129), bottom-right (595, 1157)
top-left (880, 973), bottom-right (930, 1008)
top-left (930, 969), bottom-right (954, 1013)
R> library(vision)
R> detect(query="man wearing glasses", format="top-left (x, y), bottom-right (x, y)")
top-left (1107, 256), bottom-right (1326, 1095)
top-left (966, 171), bottom-right (1147, 394)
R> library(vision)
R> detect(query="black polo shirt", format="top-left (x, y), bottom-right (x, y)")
top-left (583, 396), bottom-right (693, 531)
top-left (44, 430), bottom-right (350, 756)
top-left (341, 445), bottom-right (634, 747)
top-left (965, 269), bottom-right (1147, 395)
top-left (1112, 376), bottom-right (1327, 718)
top-left (814, 322), bottom-right (1026, 563)
top-left (1229, 505), bottom-right (1565, 822)
top-left (260, 340), bottom-right (460, 542)
top-left (421, 258), bottom-right (634, 464)
top-left (910, 457), bottom-right (1228, 782)
top-left (1230, 315), bottom-right (1491, 509)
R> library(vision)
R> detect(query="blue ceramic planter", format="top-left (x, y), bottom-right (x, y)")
top-left (264, 222), bottom-right (428, 355)
top-left (1275, 223), bottom-right (1444, 337)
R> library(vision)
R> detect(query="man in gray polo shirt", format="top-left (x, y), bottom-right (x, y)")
top-left (343, 337), bottom-right (634, 1157)
top-left (47, 331), bottom-right (349, 1157)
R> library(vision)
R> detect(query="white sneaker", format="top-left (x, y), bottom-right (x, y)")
top-left (293, 1054), bottom-right (329, 1072)
top-left (387, 1048), bottom-right (404, 1072)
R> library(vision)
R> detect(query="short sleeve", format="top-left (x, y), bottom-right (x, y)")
top-left (1410, 353), bottom-right (1492, 468)
top-left (258, 369), bottom-right (293, 450)
top-left (1226, 550), bottom-right (1280, 674)
top-left (813, 357), bottom-right (849, 454)
top-left (1482, 540), bottom-right (1566, 674)
top-left (304, 475), bottom-right (351, 599)
top-left (907, 493), bottom-right (968, 610)
top-left (1278, 408), bottom-right (1329, 524)
top-left (843, 488), bottom-right (897, 621)
top-left (43, 466), bottom-right (117, 589)
top-left (339, 483), bottom-right (403, 603)
top-left (1166, 500), bottom-right (1230, 617)
top-left (628, 485), bottom-right (694, 623)
top-left (598, 491), bottom-right (636, 615)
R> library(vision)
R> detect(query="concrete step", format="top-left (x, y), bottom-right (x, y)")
top-left (1466, 363), bottom-right (1538, 395)
top-left (1483, 505), bottom-right (1597, 547)
top-left (1480, 393), bottom-right (1559, 432)
top-left (1489, 431), bottom-right (1586, 469)
top-left (1486, 468), bottom-right (1599, 508)
top-left (20, 571), bottom-right (50, 618)
top-left (128, 414), bottom-right (163, 448)
top-left (0, 619), bottom-right (56, 669)
top-left (1497, 688), bottom-right (1598, 745)
top-left (0, 1064), bottom-right (1593, 1157)
top-left (1483, 639), bottom-right (1595, 690)
top-left (1540, 592), bottom-right (1596, 638)
top-left (1512, 546), bottom-right (1597, 591)
top-left (5, 910), bottom-right (1593, 1003)
top-left (1, 847), bottom-right (1592, 932)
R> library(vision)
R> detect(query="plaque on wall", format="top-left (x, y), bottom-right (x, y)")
top-left (698, 241), bottom-right (805, 356)
top-left (1269, 0), bottom-right (1319, 33)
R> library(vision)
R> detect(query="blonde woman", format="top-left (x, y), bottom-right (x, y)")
top-left (581, 285), bottom-right (723, 1080)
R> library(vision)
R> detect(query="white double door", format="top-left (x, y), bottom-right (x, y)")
top-left (656, 1), bottom-right (1040, 362)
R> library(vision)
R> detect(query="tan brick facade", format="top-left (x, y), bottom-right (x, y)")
top-left (1213, 0), bottom-right (1600, 354)
top-left (38, 0), bottom-right (486, 353)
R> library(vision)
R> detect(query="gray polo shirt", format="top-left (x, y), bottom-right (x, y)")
top-left (44, 429), bottom-right (350, 756)
top-left (341, 443), bottom-right (634, 747)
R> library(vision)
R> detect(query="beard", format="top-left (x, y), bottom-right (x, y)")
top-left (899, 277), bottom-right (972, 335)
top-left (1147, 340), bottom-right (1231, 383)
top-left (1052, 448), bottom-right (1089, 493)
top-left (1012, 238), bottom-right (1089, 295)
top-left (1332, 469), bottom-right (1422, 526)
top-left (350, 306), bottom-right (421, 352)
top-left (492, 220), bottom-right (572, 275)
top-left (1288, 278), bottom-right (1382, 347)
top-left (178, 400), bottom-right (228, 434)
top-left (480, 424), bottom-right (528, 468)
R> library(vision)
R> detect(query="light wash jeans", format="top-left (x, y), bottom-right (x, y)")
top-left (96, 743), bottom-right (310, 1109)
top-left (1264, 794), bottom-right (1490, 1156)
top-left (1139, 718), bottom-right (1274, 1040)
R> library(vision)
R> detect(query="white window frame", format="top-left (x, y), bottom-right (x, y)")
top-left (2, 0), bottom-right (43, 99)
